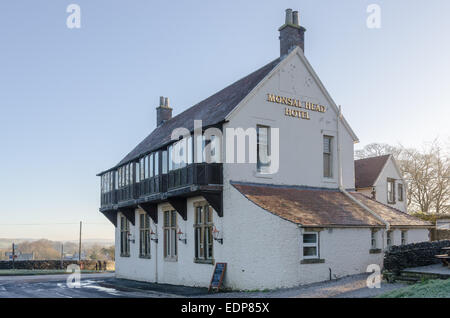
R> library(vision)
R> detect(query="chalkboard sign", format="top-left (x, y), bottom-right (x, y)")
top-left (209, 262), bottom-right (227, 292)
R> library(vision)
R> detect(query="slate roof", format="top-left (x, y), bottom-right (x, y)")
top-left (354, 155), bottom-right (391, 189)
top-left (350, 193), bottom-right (433, 228)
top-left (232, 182), bottom-right (384, 227)
top-left (109, 58), bottom-right (280, 171)
top-left (232, 182), bottom-right (432, 228)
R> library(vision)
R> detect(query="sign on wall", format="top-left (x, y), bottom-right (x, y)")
top-left (266, 93), bottom-right (326, 120)
top-left (209, 262), bottom-right (227, 292)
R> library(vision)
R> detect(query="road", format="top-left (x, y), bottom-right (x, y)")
top-left (0, 272), bottom-right (405, 298)
top-left (0, 273), bottom-right (176, 298)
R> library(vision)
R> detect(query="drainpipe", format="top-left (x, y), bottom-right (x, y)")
top-left (336, 106), bottom-right (390, 233)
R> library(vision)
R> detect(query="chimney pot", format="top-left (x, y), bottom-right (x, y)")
top-left (164, 97), bottom-right (169, 108)
top-left (285, 8), bottom-right (293, 24)
top-left (293, 11), bottom-right (299, 26)
top-left (160, 96), bottom-right (165, 107)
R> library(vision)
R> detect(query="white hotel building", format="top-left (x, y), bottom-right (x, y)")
top-left (97, 9), bottom-right (432, 290)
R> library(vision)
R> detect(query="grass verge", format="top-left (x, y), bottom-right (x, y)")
top-left (378, 278), bottom-right (450, 298)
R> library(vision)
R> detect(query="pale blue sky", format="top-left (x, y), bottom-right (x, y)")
top-left (0, 1), bottom-right (449, 240)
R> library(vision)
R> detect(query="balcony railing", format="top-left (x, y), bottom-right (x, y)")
top-left (100, 163), bottom-right (222, 209)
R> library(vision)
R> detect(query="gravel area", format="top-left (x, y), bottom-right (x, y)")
top-left (200, 273), bottom-right (407, 298)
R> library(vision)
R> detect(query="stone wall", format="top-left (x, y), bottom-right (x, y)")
top-left (0, 260), bottom-right (115, 271)
top-left (383, 240), bottom-right (450, 272)
top-left (431, 229), bottom-right (450, 241)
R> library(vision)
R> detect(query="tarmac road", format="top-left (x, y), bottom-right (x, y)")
top-left (0, 273), bottom-right (177, 298)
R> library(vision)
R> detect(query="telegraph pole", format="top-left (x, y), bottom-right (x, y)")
top-left (78, 221), bottom-right (82, 263)
top-left (60, 243), bottom-right (64, 269)
top-left (12, 243), bottom-right (15, 270)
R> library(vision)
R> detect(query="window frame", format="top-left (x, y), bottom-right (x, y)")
top-left (371, 230), bottom-right (377, 249)
top-left (398, 183), bottom-right (404, 202)
top-left (257, 125), bottom-right (271, 173)
top-left (387, 178), bottom-right (396, 204)
top-left (302, 232), bottom-right (319, 260)
top-left (139, 212), bottom-right (151, 258)
top-left (323, 135), bottom-right (333, 178)
top-left (386, 230), bottom-right (393, 248)
top-left (194, 201), bottom-right (214, 263)
top-left (163, 209), bottom-right (178, 261)
top-left (120, 216), bottom-right (130, 257)
top-left (401, 231), bottom-right (407, 245)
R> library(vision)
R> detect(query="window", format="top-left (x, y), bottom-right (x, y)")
top-left (140, 158), bottom-right (145, 180)
top-left (187, 136), bottom-right (193, 164)
top-left (163, 210), bottom-right (177, 260)
top-left (162, 150), bottom-right (168, 174)
top-left (371, 230), bottom-right (377, 249)
top-left (387, 231), bottom-right (393, 248)
top-left (168, 145), bottom-right (173, 171)
top-left (257, 125), bottom-right (270, 173)
top-left (149, 153), bottom-right (154, 178)
top-left (139, 213), bottom-right (151, 258)
top-left (144, 155), bottom-right (149, 179)
top-left (303, 233), bottom-right (318, 259)
top-left (323, 136), bottom-right (333, 178)
top-left (401, 231), bottom-right (407, 245)
top-left (135, 162), bottom-right (140, 183)
top-left (194, 202), bottom-right (213, 262)
top-left (387, 179), bottom-right (395, 204)
top-left (195, 135), bottom-right (205, 163)
top-left (398, 183), bottom-right (404, 202)
top-left (120, 216), bottom-right (130, 257)
top-left (154, 152), bottom-right (159, 176)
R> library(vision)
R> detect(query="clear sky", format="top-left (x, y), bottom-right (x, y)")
top-left (0, 1), bottom-right (449, 240)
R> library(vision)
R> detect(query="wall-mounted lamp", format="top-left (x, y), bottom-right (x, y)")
top-left (127, 233), bottom-right (135, 244)
top-left (150, 230), bottom-right (158, 243)
top-left (177, 228), bottom-right (187, 244)
top-left (212, 227), bottom-right (223, 244)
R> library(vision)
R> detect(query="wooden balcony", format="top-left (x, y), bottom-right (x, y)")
top-left (100, 163), bottom-right (223, 218)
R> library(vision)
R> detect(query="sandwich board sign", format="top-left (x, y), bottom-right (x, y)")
top-left (209, 262), bottom-right (226, 292)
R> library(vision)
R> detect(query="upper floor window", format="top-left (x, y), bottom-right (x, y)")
top-left (387, 178), bottom-right (396, 204)
top-left (163, 210), bottom-right (177, 260)
top-left (120, 216), bottom-right (130, 257)
top-left (149, 153), bottom-right (154, 178)
top-left (162, 150), bottom-right (168, 174)
top-left (140, 157), bottom-right (145, 181)
top-left (323, 136), bottom-right (333, 178)
top-left (154, 152), bottom-right (159, 176)
top-left (135, 162), bottom-right (140, 183)
top-left (303, 232), bottom-right (319, 259)
top-left (139, 213), bottom-right (151, 258)
top-left (398, 183), bottom-right (404, 202)
top-left (168, 145), bottom-right (173, 171)
top-left (257, 125), bottom-right (270, 173)
top-left (144, 155), bottom-right (149, 179)
top-left (194, 202), bottom-right (213, 262)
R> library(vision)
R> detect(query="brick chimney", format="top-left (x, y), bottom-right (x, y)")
top-left (156, 96), bottom-right (172, 126)
top-left (279, 9), bottom-right (306, 57)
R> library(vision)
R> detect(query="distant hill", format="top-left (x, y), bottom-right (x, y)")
top-left (0, 238), bottom-right (115, 261)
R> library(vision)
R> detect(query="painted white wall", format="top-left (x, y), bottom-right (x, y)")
top-left (373, 157), bottom-right (407, 212)
top-left (223, 51), bottom-right (356, 190)
top-left (115, 197), bottom-right (225, 287)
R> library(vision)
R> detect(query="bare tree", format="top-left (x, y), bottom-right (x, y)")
top-left (355, 143), bottom-right (402, 160)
